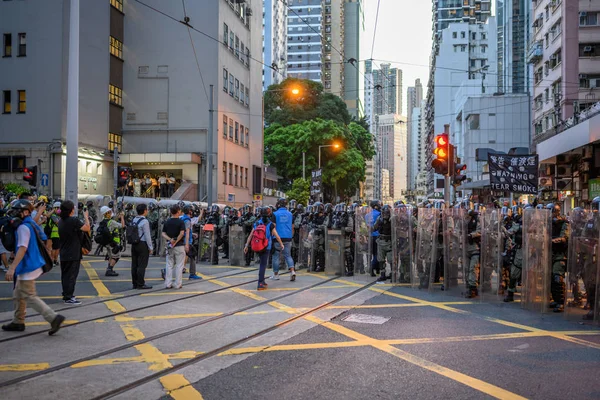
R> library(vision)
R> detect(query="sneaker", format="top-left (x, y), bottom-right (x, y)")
top-left (290, 273), bottom-right (296, 282)
top-left (269, 274), bottom-right (280, 280)
top-left (182, 268), bottom-right (187, 274)
top-left (257, 282), bottom-right (268, 291)
top-left (1, 322), bottom-right (25, 332)
top-left (137, 285), bottom-right (153, 289)
top-left (165, 285), bottom-right (173, 289)
top-left (189, 274), bottom-right (202, 280)
top-left (64, 297), bottom-right (82, 305)
top-left (48, 315), bottom-right (65, 336)
top-left (105, 269), bottom-right (119, 277)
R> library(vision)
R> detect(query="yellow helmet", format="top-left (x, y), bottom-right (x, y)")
top-left (38, 195), bottom-right (48, 203)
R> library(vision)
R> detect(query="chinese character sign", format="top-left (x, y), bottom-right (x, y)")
top-left (488, 154), bottom-right (538, 194)
top-left (310, 169), bottom-right (322, 196)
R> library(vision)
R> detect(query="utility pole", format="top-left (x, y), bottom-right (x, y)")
top-left (65, 0), bottom-right (79, 209)
top-left (444, 124), bottom-right (451, 207)
top-left (113, 147), bottom-right (119, 199)
top-left (207, 85), bottom-right (214, 207)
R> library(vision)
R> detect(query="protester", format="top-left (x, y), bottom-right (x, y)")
top-left (161, 204), bottom-right (186, 289)
top-left (58, 200), bottom-right (90, 305)
top-left (130, 204), bottom-right (153, 290)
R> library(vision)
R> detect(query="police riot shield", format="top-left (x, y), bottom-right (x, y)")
top-left (298, 225), bottom-right (312, 271)
top-left (228, 225), bottom-right (245, 267)
top-left (442, 208), bottom-right (467, 296)
top-left (479, 209), bottom-right (504, 301)
top-left (392, 206), bottom-right (413, 284)
top-left (199, 224), bottom-right (218, 265)
top-left (522, 209), bottom-right (552, 313)
top-left (156, 209), bottom-right (169, 257)
top-left (354, 206), bottom-right (372, 275)
top-left (325, 229), bottom-right (344, 276)
top-left (413, 208), bottom-right (438, 292)
top-left (565, 211), bottom-right (600, 324)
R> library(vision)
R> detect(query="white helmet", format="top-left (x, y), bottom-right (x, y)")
top-left (100, 206), bottom-right (112, 215)
top-left (53, 201), bottom-right (61, 208)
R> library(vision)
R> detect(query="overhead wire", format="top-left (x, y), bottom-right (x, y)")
top-left (181, 0), bottom-right (208, 102)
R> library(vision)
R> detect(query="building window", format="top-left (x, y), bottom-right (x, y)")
top-left (460, 31), bottom-right (465, 38)
top-left (240, 43), bottom-right (245, 64)
top-left (3, 33), bottom-right (11, 57)
top-left (235, 35), bottom-right (239, 58)
top-left (229, 31), bottom-right (234, 51)
top-left (223, 23), bottom-right (228, 46)
top-left (229, 118), bottom-right (233, 140)
top-left (228, 163), bottom-right (233, 185)
top-left (3, 90), bottom-right (10, 114)
top-left (110, 36), bottom-right (123, 59)
top-left (108, 132), bottom-right (122, 152)
top-left (240, 83), bottom-right (245, 104)
top-left (235, 79), bottom-right (239, 100)
top-left (110, 0), bottom-right (123, 12)
top-left (461, 45), bottom-right (466, 52)
top-left (109, 84), bottom-right (122, 106)
top-left (17, 33), bottom-right (25, 56)
top-left (452, 32), bottom-right (457, 39)
top-left (580, 12), bottom-right (599, 26)
top-left (223, 68), bottom-right (228, 92)
top-left (245, 48), bottom-right (249, 67)
top-left (481, 45), bottom-right (487, 53)
top-left (229, 74), bottom-right (234, 96)
top-left (245, 167), bottom-right (248, 188)
top-left (245, 88), bottom-right (249, 106)
top-left (223, 115), bottom-right (228, 138)
top-left (467, 114), bottom-right (480, 130)
top-left (235, 122), bottom-right (239, 143)
top-left (240, 124), bottom-right (244, 145)
top-left (223, 162), bottom-right (227, 184)
top-left (235, 165), bottom-right (238, 186)
top-left (17, 90), bottom-right (25, 113)
top-left (245, 127), bottom-right (249, 147)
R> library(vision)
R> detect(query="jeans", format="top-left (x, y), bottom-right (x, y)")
top-left (272, 241), bottom-right (294, 274)
top-left (60, 260), bottom-right (81, 300)
top-left (165, 246), bottom-right (186, 288)
top-left (13, 279), bottom-right (57, 324)
top-left (131, 241), bottom-right (150, 287)
top-left (258, 250), bottom-right (270, 285)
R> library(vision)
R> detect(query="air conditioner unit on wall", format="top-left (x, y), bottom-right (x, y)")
top-left (580, 11), bottom-right (588, 17)
top-left (580, 74), bottom-right (588, 79)
top-left (584, 46), bottom-right (593, 52)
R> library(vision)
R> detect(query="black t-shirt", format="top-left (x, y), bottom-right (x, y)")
top-left (162, 217), bottom-right (186, 246)
top-left (58, 216), bottom-right (84, 261)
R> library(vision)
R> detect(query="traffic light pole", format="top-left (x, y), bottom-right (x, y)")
top-left (65, 0), bottom-right (80, 209)
top-left (113, 147), bottom-right (119, 199)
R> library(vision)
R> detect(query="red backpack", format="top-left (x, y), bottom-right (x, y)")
top-left (250, 223), bottom-right (270, 253)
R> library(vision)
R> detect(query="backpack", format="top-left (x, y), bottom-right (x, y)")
top-left (250, 223), bottom-right (270, 253)
top-left (94, 219), bottom-right (113, 246)
top-left (125, 218), bottom-right (144, 245)
top-left (0, 215), bottom-right (22, 252)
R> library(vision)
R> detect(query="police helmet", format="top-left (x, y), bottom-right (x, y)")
top-left (324, 203), bottom-right (333, 214)
top-left (501, 206), bottom-right (511, 216)
top-left (86, 200), bottom-right (94, 207)
top-left (108, 200), bottom-right (114, 208)
top-left (148, 202), bottom-right (157, 211)
top-left (592, 196), bottom-right (600, 212)
top-left (381, 204), bottom-right (392, 219)
top-left (289, 199), bottom-right (297, 210)
top-left (125, 203), bottom-right (133, 211)
top-left (229, 207), bottom-right (237, 217)
top-left (370, 200), bottom-right (382, 210)
top-left (210, 204), bottom-right (220, 214)
top-left (254, 207), bottom-right (261, 217)
top-left (78, 202), bottom-right (84, 209)
top-left (276, 198), bottom-right (288, 209)
top-left (393, 200), bottom-right (405, 209)
top-left (52, 201), bottom-right (61, 209)
top-left (313, 202), bottom-right (325, 214)
top-left (242, 204), bottom-right (252, 215)
top-left (260, 207), bottom-right (271, 218)
top-left (296, 204), bottom-right (305, 214)
top-left (10, 199), bottom-right (34, 213)
top-left (182, 205), bottom-right (191, 215)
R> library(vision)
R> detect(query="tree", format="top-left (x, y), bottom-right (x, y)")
top-left (285, 178), bottom-right (310, 205)
top-left (265, 119), bottom-right (375, 197)
top-left (264, 78), bottom-right (351, 127)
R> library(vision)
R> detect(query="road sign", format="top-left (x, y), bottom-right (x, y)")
top-left (40, 173), bottom-right (49, 187)
top-left (253, 194), bottom-right (263, 201)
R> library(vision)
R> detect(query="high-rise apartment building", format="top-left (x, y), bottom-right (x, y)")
top-left (373, 63), bottom-right (403, 115)
top-left (343, 0), bottom-right (363, 118)
top-left (377, 114), bottom-right (408, 201)
top-left (0, 0), bottom-right (124, 196)
top-left (497, 0), bottom-right (531, 94)
top-left (286, 0), bottom-right (345, 95)
top-left (407, 79), bottom-right (423, 190)
top-left (263, 0), bottom-right (288, 90)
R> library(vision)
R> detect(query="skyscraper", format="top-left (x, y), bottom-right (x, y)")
top-left (263, 0), bottom-right (288, 90)
top-left (372, 63), bottom-right (403, 116)
top-left (343, 0), bottom-right (363, 118)
top-left (497, 0), bottom-right (531, 94)
top-left (407, 79), bottom-right (423, 190)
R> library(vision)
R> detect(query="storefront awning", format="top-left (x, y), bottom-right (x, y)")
top-left (537, 113), bottom-right (600, 162)
top-left (119, 153), bottom-right (201, 164)
top-left (457, 179), bottom-right (490, 190)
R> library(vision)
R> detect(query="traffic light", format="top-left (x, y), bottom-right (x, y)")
top-left (452, 163), bottom-right (467, 186)
top-left (431, 134), bottom-right (449, 176)
top-left (22, 166), bottom-right (37, 186)
top-left (118, 166), bottom-right (130, 186)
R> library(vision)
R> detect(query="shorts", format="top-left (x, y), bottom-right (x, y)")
top-left (51, 238), bottom-right (60, 250)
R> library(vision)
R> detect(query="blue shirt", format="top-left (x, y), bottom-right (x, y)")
top-left (253, 219), bottom-right (274, 250)
top-left (273, 207), bottom-right (293, 240)
top-left (14, 216), bottom-right (46, 276)
top-left (366, 209), bottom-right (380, 237)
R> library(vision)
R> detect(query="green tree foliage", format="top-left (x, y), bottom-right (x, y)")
top-left (285, 178), bottom-right (310, 205)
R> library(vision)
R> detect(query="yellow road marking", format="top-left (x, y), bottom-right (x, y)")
top-left (82, 261), bottom-right (112, 297)
top-left (168, 351), bottom-right (204, 360)
top-left (135, 343), bottom-right (173, 371)
top-left (141, 291), bottom-right (207, 296)
top-left (325, 302), bottom-right (473, 309)
top-left (121, 324), bottom-right (146, 341)
top-left (105, 300), bottom-right (127, 313)
top-left (160, 374), bottom-right (204, 399)
top-left (0, 363), bottom-right (50, 372)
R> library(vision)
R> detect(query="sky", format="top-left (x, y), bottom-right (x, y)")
top-left (360, 0), bottom-right (433, 115)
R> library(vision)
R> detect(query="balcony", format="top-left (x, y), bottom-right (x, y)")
top-left (527, 41), bottom-right (543, 64)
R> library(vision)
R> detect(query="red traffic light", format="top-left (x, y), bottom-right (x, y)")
top-left (22, 166), bottom-right (37, 186)
top-left (435, 134), bottom-right (448, 147)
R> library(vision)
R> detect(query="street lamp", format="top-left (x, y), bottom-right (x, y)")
top-left (317, 143), bottom-right (341, 202)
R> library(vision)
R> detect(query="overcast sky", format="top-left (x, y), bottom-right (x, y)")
top-left (360, 0), bottom-right (433, 115)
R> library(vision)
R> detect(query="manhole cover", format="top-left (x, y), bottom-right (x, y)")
top-left (341, 314), bottom-right (390, 325)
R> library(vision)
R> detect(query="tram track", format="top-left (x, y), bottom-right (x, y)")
top-left (0, 274), bottom-right (356, 389)
top-left (0, 266), bottom-right (259, 342)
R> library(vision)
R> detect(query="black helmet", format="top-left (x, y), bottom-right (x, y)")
top-left (313, 202), bottom-right (325, 214)
top-left (78, 202), bottom-right (84, 209)
top-left (182, 205), bottom-right (191, 215)
top-left (289, 199), bottom-right (297, 210)
top-left (370, 200), bottom-right (381, 210)
top-left (260, 207), bottom-right (270, 217)
top-left (86, 200), bottom-right (94, 207)
top-left (242, 204), bottom-right (252, 215)
top-left (11, 199), bottom-right (34, 213)
top-left (393, 200), bottom-right (404, 209)
top-left (108, 200), bottom-right (114, 208)
top-left (334, 203), bottom-right (345, 213)
top-left (592, 196), bottom-right (600, 212)
top-left (148, 202), bottom-right (157, 211)
top-left (210, 204), bottom-right (220, 214)
top-left (296, 204), bottom-right (305, 213)
top-left (348, 203), bottom-right (358, 213)
top-left (324, 203), bottom-right (333, 214)
top-left (126, 203), bottom-right (133, 211)
top-left (381, 204), bottom-right (392, 219)
top-left (276, 198), bottom-right (288, 209)
top-left (229, 207), bottom-right (237, 217)
top-left (254, 207), bottom-right (261, 217)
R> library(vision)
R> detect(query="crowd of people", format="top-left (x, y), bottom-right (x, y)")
top-left (0, 191), bottom-right (597, 336)
top-left (121, 172), bottom-right (178, 198)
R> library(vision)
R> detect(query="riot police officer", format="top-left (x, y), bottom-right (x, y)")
top-left (504, 206), bottom-right (524, 302)
top-left (311, 202), bottom-right (327, 272)
top-left (292, 203), bottom-right (304, 264)
top-left (549, 203), bottom-right (569, 312)
top-left (240, 204), bottom-right (256, 266)
top-left (374, 205), bottom-right (393, 283)
top-left (580, 198), bottom-right (599, 320)
top-left (465, 209), bottom-right (481, 298)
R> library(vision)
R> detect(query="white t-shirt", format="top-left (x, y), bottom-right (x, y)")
top-left (16, 224), bottom-right (43, 281)
top-left (159, 176), bottom-right (167, 184)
